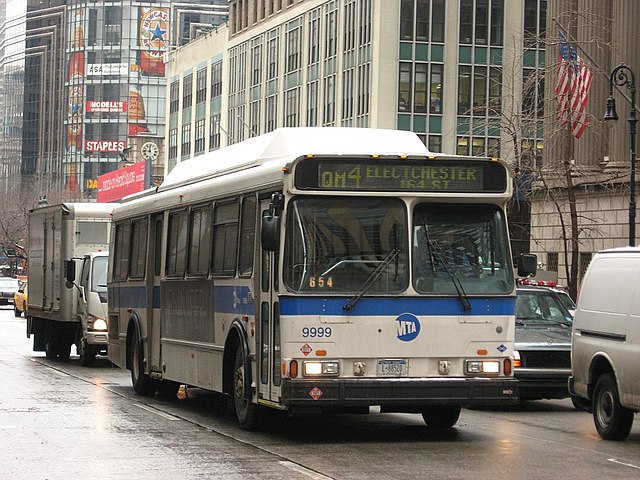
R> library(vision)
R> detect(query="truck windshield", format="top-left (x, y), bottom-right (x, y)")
top-left (284, 197), bottom-right (408, 293)
top-left (413, 204), bottom-right (513, 295)
top-left (91, 256), bottom-right (108, 303)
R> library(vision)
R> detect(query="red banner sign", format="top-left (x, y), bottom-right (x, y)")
top-left (86, 101), bottom-right (127, 113)
top-left (85, 140), bottom-right (127, 153)
top-left (98, 161), bottom-right (148, 203)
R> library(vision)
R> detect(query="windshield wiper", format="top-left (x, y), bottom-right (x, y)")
top-left (430, 241), bottom-right (472, 311)
top-left (343, 249), bottom-right (399, 311)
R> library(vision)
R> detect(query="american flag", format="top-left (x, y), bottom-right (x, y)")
top-left (555, 31), bottom-right (593, 139)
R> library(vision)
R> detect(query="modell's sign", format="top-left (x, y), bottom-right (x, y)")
top-left (85, 140), bottom-right (127, 153)
top-left (86, 100), bottom-right (127, 113)
top-left (98, 160), bottom-right (148, 203)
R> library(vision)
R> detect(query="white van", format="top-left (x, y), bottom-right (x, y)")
top-left (569, 246), bottom-right (640, 441)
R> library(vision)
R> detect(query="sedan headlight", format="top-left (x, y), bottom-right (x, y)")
top-left (303, 361), bottom-right (340, 377)
top-left (466, 359), bottom-right (501, 375)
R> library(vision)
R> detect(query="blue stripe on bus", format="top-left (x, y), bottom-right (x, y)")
top-left (111, 284), bottom-right (255, 315)
top-left (278, 296), bottom-right (515, 316)
top-left (111, 284), bottom-right (514, 317)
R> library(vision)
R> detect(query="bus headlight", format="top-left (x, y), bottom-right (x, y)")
top-left (466, 359), bottom-right (500, 375)
top-left (92, 318), bottom-right (108, 331)
top-left (303, 361), bottom-right (340, 377)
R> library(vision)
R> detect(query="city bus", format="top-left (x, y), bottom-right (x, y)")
top-left (108, 127), bottom-right (532, 430)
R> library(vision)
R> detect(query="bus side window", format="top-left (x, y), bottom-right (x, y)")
top-left (239, 195), bottom-right (257, 277)
top-left (166, 210), bottom-right (188, 278)
top-left (212, 200), bottom-right (239, 277)
top-left (113, 222), bottom-right (131, 281)
top-left (129, 218), bottom-right (148, 279)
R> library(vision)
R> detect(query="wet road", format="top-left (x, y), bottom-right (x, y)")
top-left (1, 308), bottom-right (639, 480)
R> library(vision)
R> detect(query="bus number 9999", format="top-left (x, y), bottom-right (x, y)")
top-left (302, 327), bottom-right (332, 338)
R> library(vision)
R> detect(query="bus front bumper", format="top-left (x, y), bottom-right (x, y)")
top-left (280, 377), bottom-right (519, 408)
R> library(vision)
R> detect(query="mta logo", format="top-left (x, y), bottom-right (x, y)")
top-left (396, 313), bottom-right (421, 342)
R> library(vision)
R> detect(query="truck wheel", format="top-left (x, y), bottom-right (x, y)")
top-left (45, 340), bottom-right (56, 359)
top-left (130, 327), bottom-right (155, 396)
top-left (233, 345), bottom-right (260, 430)
top-left (421, 406), bottom-right (462, 429)
top-left (78, 340), bottom-right (96, 366)
top-left (593, 373), bottom-right (634, 440)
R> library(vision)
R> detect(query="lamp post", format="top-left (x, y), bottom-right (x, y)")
top-left (604, 63), bottom-right (637, 246)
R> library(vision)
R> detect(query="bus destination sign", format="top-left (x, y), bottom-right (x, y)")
top-left (294, 158), bottom-right (507, 193)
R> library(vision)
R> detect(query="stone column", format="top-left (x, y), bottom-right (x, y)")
top-left (574, 0), bottom-right (611, 171)
top-left (607, 0), bottom-right (640, 169)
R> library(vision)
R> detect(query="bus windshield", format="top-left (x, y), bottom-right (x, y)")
top-left (284, 197), bottom-right (408, 293)
top-left (413, 204), bottom-right (513, 295)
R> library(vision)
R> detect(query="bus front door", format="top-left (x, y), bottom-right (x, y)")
top-left (257, 201), bottom-right (281, 406)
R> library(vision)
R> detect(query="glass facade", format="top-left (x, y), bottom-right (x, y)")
top-left (398, 0), bottom-right (445, 151)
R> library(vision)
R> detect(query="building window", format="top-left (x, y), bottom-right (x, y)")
top-left (579, 253), bottom-right (592, 280)
top-left (170, 81), bottom-right (179, 114)
top-left (181, 124), bottom-right (191, 157)
top-left (183, 74), bottom-right (193, 109)
top-left (251, 38), bottom-right (263, 87)
top-left (307, 80), bottom-right (318, 126)
top-left (266, 95), bottom-right (278, 132)
top-left (400, 0), bottom-right (414, 40)
top-left (196, 68), bottom-right (207, 104)
top-left (267, 28), bottom-right (279, 80)
top-left (211, 61), bottom-right (222, 98)
top-left (250, 100), bottom-right (261, 136)
top-left (209, 114), bottom-right (221, 150)
top-left (169, 128), bottom-right (178, 160)
top-left (104, 6), bottom-right (121, 46)
top-left (325, 2), bottom-right (338, 59)
top-left (460, 0), bottom-right (503, 46)
top-left (308, 8), bottom-right (320, 66)
top-left (285, 88), bottom-right (299, 127)
top-left (430, 64), bottom-right (443, 113)
top-left (323, 75), bottom-right (336, 126)
top-left (399, 62), bottom-right (412, 112)
top-left (285, 19), bottom-right (302, 74)
top-left (194, 119), bottom-right (205, 154)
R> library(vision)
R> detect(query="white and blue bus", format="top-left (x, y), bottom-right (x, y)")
top-left (108, 127), bottom-right (533, 430)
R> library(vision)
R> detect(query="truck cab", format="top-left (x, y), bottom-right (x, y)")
top-left (66, 251), bottom-right (109, 365)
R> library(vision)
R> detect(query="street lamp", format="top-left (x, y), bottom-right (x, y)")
top-left (604, 63), bottom-right (637, 246)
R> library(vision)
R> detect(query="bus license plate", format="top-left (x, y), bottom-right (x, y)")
top-left (377, 359), bottom-right (408, 377)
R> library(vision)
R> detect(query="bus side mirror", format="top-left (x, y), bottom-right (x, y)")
top-left (517, 254), bottom-right (537, 277)
top-left (261, 215), bottom-right (280, 252)
top-left (64, 260), bottom-right (76, 288)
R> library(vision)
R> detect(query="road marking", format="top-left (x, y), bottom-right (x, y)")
top-left (608, 458), bottom-right (640, 470)
top-left (279, 461), bottom-right (334, 480)
top-left (133, 403), bottom-right (181, 421)
top-left (44, 366), bottom-right (70, 377)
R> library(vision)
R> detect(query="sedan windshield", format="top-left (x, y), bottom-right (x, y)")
top-left (284, 197), bottom-right (407, 293)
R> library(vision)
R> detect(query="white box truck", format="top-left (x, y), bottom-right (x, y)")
top-left (27, 202), bottom-right (114, 364)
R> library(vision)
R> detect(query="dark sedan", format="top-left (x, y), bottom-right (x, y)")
top-left (514, 285), bottom-right (575, 403)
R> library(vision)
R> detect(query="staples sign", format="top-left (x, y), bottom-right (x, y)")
top-left (97, 161), bottom-right (148, 203)
top-left (85, 140), bottom-right (127, 153)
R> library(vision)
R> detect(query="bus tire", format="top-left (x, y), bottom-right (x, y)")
top-left (78, 339), bottom-right (96, 367)
top-left (233, 345), bottom-right (260, 430)
top-left (592, 373), bottom-right (634, 441)
top-left (421, 405), bottom-right (461, 429)
top-left (130, 326), bottom-right (155, 396)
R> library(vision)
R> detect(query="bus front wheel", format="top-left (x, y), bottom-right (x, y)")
top-left (233, 345), bottom-right (260, 430)
top-left (421, 405), bottom-right (461, 429)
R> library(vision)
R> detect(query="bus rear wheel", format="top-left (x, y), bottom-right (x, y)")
top-left (421, 405), bottom-right (461, 429)
top-left (130, 326), bottom-right (155, 396)
top-left (233, 345), bottom-right (260, 430)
